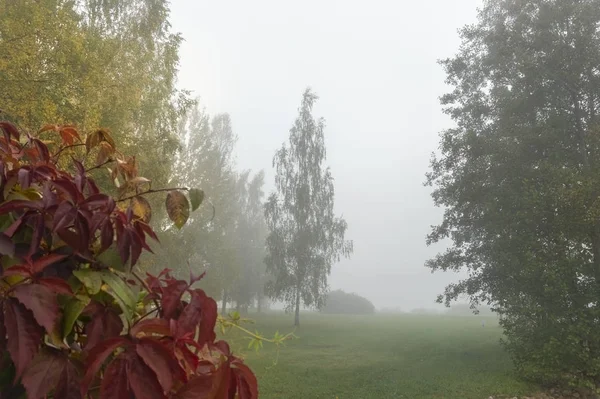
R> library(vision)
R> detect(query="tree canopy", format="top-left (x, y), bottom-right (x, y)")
top-left (427, 0), bottom-right (600, 389)
top-left (265, 88), bottom-right (353, 326)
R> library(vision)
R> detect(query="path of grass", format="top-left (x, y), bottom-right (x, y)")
top-left (223, 312), bottom-right (538, 399)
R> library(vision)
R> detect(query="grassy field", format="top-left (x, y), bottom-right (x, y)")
top-left (223, 312), bottom-right (539, 399)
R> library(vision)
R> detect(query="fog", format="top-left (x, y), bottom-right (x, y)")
top-left (170, 0), bottom-right (483, 311)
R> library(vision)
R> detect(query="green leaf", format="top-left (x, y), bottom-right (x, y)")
top-left (62, 296), bottom-right (90, 338)
top-left (100, 271), bottom-right (137, 321)
top-left (166, 190), bottom-right (190, 229)
top-left (73, 270), bottom-right (103, 295)
top-left (189, 188), bottom-right (204, 212)
top-left (97, 246), bottom-right (127, 271)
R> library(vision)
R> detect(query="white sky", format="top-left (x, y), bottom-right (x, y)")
top-left (169, 0), bottom-right (483, 310)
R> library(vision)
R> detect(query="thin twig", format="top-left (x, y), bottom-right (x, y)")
top-left (86, 159), bottom-right (114, 173)
top-left (52, 143), bottom-right (86, 159)
top-left (117, 187), bottom-right (189, 203)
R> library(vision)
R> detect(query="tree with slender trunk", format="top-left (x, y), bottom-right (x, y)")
top-left (265, 88), bottom-right (353, 326)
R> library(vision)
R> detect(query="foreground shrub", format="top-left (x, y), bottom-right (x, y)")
top-left (321, 290), bottom-right (375, 315)
top-left (0, 122), bottom-right (257, 398)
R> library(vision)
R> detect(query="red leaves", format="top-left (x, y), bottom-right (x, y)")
top-left (175, 375), bottom-right (213, 399)
top-left (177, 289), bottom-right (217, 346)
top-left (100, 357), bottom-right (129, 399)
top-left (136, 337), bottom-right (185, 392)
top-left (81, 337), bottom-right (129, 397)
top-left (13, 284), bottom-right (59, 334)
top-left (232, 360), bottom-right (259, 399)
top-left (130, 318), bottom-right (171, 337)
top-left (127, 351), bottom-right (167, 399)
top-left (54, 357), bottom-right (82, 399)
top-left (84, 307), bottom-right (124, 350)
top-left (20, 348), bottom-right (82, 399)
top-left (30, 253), bottom-right (68, 275)
top-left (21, 348), bottom-right (64, 398)
top-left (162, 280), bottom-right (188, 319)
top-left (0, 120), bottom-right (257, 399)
top-left (39, 124), bottom-right (81, 147)
top-left (3, 298), bottom-right (44, 381)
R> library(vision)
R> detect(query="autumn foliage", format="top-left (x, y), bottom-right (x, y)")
top-left (0, 121), bottom-right (258, 398)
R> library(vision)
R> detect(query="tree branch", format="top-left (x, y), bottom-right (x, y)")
top-left (117, 187), bottom-right (189, 202)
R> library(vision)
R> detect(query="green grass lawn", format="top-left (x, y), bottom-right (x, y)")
top-left (223, 312), bottom-right (539, 399)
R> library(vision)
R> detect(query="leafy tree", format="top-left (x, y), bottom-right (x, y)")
top-left (0, 121), bottom-right (259, 398)
top-left (265, 88), bottom-right (353, 326)
top-left (321, 290), bottom-right (375, 315)
top-left (0, 0), bottom-right (192, 199)
top-left (426, 0), bottom-right (600, 390)
top-left (150, 106), bottom-right (269, 315)
top-left (229, 171), bottom-right (269, 313)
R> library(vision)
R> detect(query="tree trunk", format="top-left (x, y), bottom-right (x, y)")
top-left (294, 287), bottom-right (300, 326)
top-left (257, 297), bottom-right (262, 313)
top-left (221, 290), bottom-right (227, 315)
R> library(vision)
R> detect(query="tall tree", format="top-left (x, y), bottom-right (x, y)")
top-left (0, 0), bottom-right (191, 197)
top-left (230, 170), bottom-right (269, 313)
top-left (265, 88), bottom-right (352, 326)
top-left (426, 0), bottom-right (600, 389)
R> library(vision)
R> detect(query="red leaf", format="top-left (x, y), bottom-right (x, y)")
top-left (176, 342), bottom-right (200, 372)
top-left (0, 305), bottom-right (5, 348)
top-left (162, 280), bottom-right (188, 319)
top-left (177, 289), bottom-right (216, 341)
top-left (13, 283), bottom-right (59, 334)
top-left (57, 228), bottom-right (84, 254)
top-left (130, 228), bottom-right (143, 266)
top-left (74, 213), bottom-right (91, 252)
top-left (232, 360), bottom-right (259, 399)
top-left (100, 356), bottom-right (129, 399)
top-left (212, 360), bottom-right (232, 399)
top-left (38, 124), bottom-right (58, 134)
top-left (137, 220), bottom-right (159, 242)
top-left (81, 337), bottom-right (129, 397)
top-left (127, 353), bottom-right (167, 399)
top-left (52, 179), bottom-right (81, 202)
top-left (130, 318), bottom-right (171, 337)
top-left (100, 219), bottom-right (114, 253)
top-left (0, 199), bottom-right (42, 215)
top-left (197, 291), bottom-right (217, 346)
top-left (53, 202), bottom-right (76, 232)
top-left (175, 374), bottom-right (213, 399)
top-left (30, 253), bottom-right (68, 274)
top-left (1, 121), bottom-right (20, 140)
top-left (3, 298), bottom-right (43, 380)
top-left (32, 138), bottom-right (50, 162)
top-left (21, 348), bottom-right (65, 399)
top-left (4, 217), bottom-right (24, 237)
top-left (3, 265), bottom-right (32, 278)
top-left (28, 213), bottom-right (45, 257)
top-left (0, 233), bottom-right (15, 256)
top-left (81, 193), bottom-right (111, 210)
top-left (136, 337), bottom-right (185, 392)
top-left (84, 309), bottom-right (124, 350)
top-left (116, 219), bottom-right (131, 265)
top-left (38, 277), bottom-right (74, 295)
top-left (53, 357), bottom-right (81, 399)
top-left (59, 126), bottom-right (81, 146)
top-left (212, 341), bottom-right (232, 358)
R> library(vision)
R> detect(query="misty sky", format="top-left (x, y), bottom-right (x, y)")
top-left (169, 0), bottom-right (483, 310)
